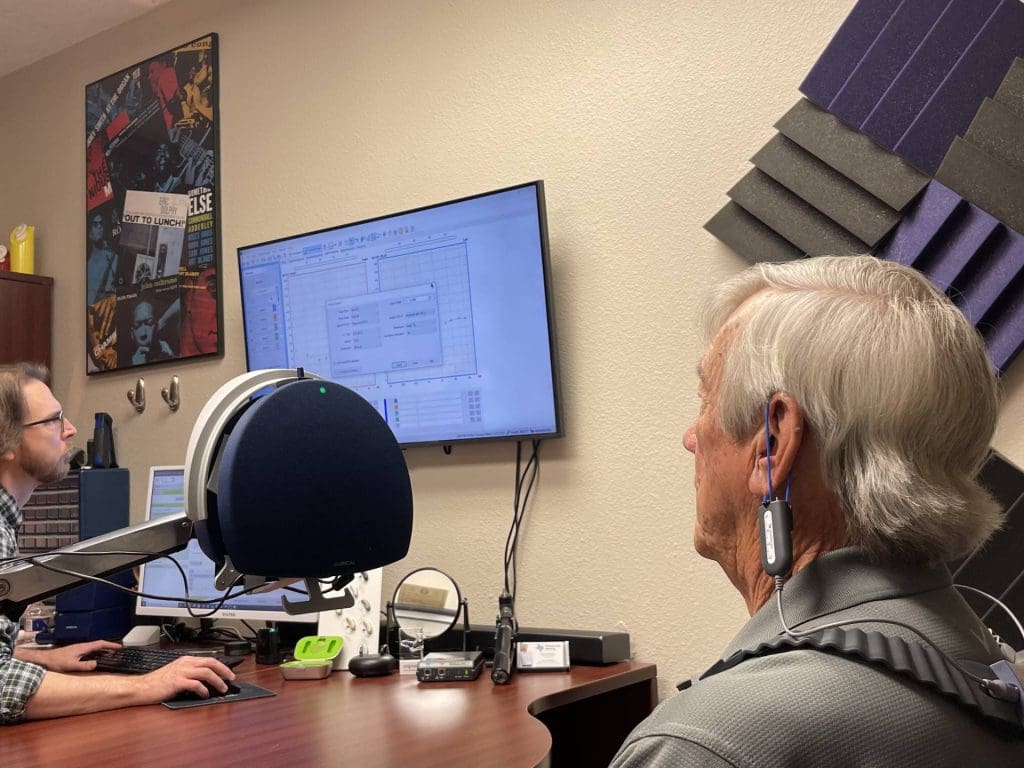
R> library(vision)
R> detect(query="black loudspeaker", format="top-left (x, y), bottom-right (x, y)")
top-left (78, 468), bottom-right (129, 539)
top-left (213, 379), bottom-right (413, 578)
top-left (255, 627), bottom-right (281, 665)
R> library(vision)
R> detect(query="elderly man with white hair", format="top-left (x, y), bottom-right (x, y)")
top-left (612, 256), bottom-right (1024, 767)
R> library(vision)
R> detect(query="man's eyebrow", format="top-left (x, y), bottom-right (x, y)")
top-left (696, 361), bottom-right (705, 383)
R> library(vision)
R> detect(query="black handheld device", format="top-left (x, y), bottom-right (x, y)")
top-left (492, 591), bottom-right (516, 685)
top-left (758, 498), bottom-right (793, 577)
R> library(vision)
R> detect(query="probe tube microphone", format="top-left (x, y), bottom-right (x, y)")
top-left (492, 591), bottom-right (516, 685)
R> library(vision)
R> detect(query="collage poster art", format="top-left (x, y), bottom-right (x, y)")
top-left (85, 34), bottom-right (221, 373)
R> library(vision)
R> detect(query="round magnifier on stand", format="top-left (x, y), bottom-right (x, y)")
top-left (348, 568), bottom-right (468, 677)
top-left (392, 567), bottom-right (464, 668)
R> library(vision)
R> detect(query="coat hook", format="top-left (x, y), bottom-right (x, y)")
top-left (127, 378), bottom-right (146, 413)
top-left (161, 375), bottom-right (181, 412)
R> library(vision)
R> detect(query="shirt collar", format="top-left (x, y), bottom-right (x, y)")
top-left (723, 547), bottom-right (953, 658)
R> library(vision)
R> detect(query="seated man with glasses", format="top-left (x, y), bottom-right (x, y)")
top-left (0, 363), bottom-right (235, 723)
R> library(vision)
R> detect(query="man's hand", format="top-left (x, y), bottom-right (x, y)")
top-left (17, 640), bottom-right (121, 672)
top-left (140, 656), bottom-right (236, 701)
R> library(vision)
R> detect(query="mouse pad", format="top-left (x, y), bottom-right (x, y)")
top-left (162, 681), bottom-right (277, 709)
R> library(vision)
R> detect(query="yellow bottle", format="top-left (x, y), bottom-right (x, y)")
top-left (10, 224), bottom-right (35, 274)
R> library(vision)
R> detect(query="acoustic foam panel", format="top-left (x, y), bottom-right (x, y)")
top-left (894, 0), bottom-right (1024, 175)
top-left (703, 202), bottom-right (804, 264)
top-left (727, 168), bottom-right (868, 256)
top-left (775, 98), bottom-right (928, 211)
top-left (935, 138), bottom-right (1024, 236)
top-left (874, 181), bottom-right (961, 266)
top-left (956, 98), bottom-right (1024, 174)
top-left (861, 0), bottom-right (1001, 149)
top-left (800, 0), bottom-right (903, 107)
top-left (751, 134), bottom-right (900, 247)
top-left (827, 0), bottom-right (950, 129)
top-left (994, 57), bottom-right (1024, 117)
top-left (955, 227), bottom-right (1024, 325)
top-left (918, 203), bottom-right (1000, 292)
top-left (984, 289), bottom-right (1024, 372)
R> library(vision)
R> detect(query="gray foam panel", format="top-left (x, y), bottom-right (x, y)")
top-left (751, 134), bottom-right (899, 247)
top-left (935, 137), bottom-right (1024, 235)
top-left (776, 99), bottom-right (928, 211)
top-left (704, 201), bottom-right (804, 263)
top-left (727, 169), bottom-right (868, 256)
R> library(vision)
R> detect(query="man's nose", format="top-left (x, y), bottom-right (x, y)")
top-left (683, 426), bottom-right (696, 454)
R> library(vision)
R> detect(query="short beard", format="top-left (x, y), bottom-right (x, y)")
top-left (21, 448), bottom-right (71, 486)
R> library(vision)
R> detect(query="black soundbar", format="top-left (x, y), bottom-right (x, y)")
top-left (386, 622), bottom-right (630, 666)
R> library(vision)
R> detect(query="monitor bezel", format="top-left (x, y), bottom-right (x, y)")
top-left (236, 180), bottom-right (564, 448)
top-left (135, 465), bottom-right (318, 624)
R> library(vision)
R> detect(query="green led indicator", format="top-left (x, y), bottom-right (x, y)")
top-left (319, 386), bottom-right (327, 394)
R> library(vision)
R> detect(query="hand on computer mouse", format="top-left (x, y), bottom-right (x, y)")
top-left (143, 656), bottom-right (236, 703)
top-left (171, 680), bottom-right (241, 701)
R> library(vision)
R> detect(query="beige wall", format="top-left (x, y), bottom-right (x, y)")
top-left (2, 0), bottom-right (1023, 701)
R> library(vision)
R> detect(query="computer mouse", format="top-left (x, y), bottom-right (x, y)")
top-left (171, 680), bottom-right (241, 701)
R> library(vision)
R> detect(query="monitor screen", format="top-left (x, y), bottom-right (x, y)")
top-left (237, 181), bottom-right (562, 447)
top-left (135, 466), bottom-right (317, 623)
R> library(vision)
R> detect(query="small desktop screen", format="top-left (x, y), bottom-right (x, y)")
top-left (135, 466), bottom-right (318, 623)
top-left (237, 181), bottom-right (562, 447)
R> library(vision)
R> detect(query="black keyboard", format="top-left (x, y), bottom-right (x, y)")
top-left (86, 647), bottom-right (246, 674)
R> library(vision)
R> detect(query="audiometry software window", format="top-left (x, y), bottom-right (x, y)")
top-left (238, 183), bottom-right (560, 446)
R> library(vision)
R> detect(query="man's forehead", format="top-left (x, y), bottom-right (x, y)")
top-left (22, 379), bottom-right (59, 414)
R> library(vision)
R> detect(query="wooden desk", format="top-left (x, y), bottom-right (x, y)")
top-left (5, 660), bottom-right (656, 767)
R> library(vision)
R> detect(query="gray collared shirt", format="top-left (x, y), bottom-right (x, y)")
top-left (611, 548), bottom-right (1024, 767)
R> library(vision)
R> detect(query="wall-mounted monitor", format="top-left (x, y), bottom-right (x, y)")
top-left (237, 181), bottom-right (562, 447)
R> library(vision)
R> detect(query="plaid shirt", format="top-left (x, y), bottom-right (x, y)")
top-left (0, 484), bottom-right (46, 724)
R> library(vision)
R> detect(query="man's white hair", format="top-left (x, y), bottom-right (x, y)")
top-left (702, 255), bottom-right (1001, 563)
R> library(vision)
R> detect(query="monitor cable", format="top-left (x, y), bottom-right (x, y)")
top-left (493, 439), bottom-right (542, 684)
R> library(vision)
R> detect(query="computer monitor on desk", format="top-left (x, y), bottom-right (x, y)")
top-left (135, 466), bottom-right (318, 625)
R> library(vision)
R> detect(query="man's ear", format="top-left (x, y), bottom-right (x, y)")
top-left (748, 393), bottom-right (806, 499)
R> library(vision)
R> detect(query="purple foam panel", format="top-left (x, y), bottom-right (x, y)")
top-left (861, 0), bottom-right (1001, 149)
top-left (921, 204), bottom-right (1000, 292)
top-left (955, 227), bottom-right (1024, 324)
top-left (829, 0), bottom-right (950, 128)
top-left (894, 0), bottom-right (1024, 175)
top-left (985, 295), bottom-right (1024, 372)
top-left (800, 0), bottom-right (904, 107)
top-left (875, 181), bottom-right (961, 265)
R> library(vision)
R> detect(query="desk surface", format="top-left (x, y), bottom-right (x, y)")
top-left (6, 660), bottom-right (656, 768)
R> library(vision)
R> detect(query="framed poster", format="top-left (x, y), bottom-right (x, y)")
top-left (85, 33), bottom-right (221, 373)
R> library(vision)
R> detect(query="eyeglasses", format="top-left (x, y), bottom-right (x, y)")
top-left (23, 409), bottom-right (65, 432)
top-left (131, 318), bottom-right (155, 330)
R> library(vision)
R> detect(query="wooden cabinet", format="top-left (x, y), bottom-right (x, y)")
top-left (0, 271), bottom-right (53, 372)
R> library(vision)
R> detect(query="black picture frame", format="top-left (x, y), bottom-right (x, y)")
top-left (85, 33), bottom-right (222, 374)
